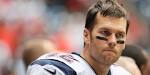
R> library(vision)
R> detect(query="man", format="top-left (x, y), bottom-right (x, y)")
top-left (22, 38), bottom-right (57, 69)
top-left (27, 0), bottom-right (131, 75)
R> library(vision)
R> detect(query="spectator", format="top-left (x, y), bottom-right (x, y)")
top-left (122, 44), bottom-right (149, 75)
top-left (116, 56), bottom-right (141, 75)
top-left (22, 38), bottom-right (57, 69)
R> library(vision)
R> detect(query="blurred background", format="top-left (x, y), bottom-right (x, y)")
top-left (0, 0), bottom-right (149, 75)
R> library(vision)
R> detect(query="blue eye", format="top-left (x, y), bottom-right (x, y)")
top-left (101, 30), bottom-right (112, 36)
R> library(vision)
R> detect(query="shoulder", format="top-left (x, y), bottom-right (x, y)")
top-left (37, 52), bottom-right (83, 68)
top-left (27, 52), bottom-right (84, 75)
top-left (110, 64), bottom-right (131, 75)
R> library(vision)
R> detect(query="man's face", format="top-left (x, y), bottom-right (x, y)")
top-left (84, 13), bottom-right (127, 65)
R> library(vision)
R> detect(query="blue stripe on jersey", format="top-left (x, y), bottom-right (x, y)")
top-left (31, 59), bottom-right (77, 75)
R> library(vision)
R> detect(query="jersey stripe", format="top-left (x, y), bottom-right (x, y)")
top-left (31, 59), bottom-right (77, 75)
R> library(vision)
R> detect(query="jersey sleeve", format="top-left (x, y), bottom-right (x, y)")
top-left (27, 59), bottom-right (77, 75)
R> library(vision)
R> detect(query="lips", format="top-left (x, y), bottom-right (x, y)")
top-left (103, 48), bottom-right (117, 54)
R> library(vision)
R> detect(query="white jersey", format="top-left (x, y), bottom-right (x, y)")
top-left (27, 52), bottom-right (131, 75)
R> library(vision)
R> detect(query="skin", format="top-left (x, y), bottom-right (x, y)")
top-left (141, 61), bottom-right (150, 75)
top-left (81, 12), bottom-right (127, 75)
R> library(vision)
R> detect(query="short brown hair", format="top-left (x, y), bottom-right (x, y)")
top-left (85, 0), bottom-right (129, 32)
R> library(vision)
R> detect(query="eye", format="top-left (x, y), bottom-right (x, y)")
top-left (100, 30), bottom-right (111, 37)
top-left (116, 33), bottom-right (125, 39)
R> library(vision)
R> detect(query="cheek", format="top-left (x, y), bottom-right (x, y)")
top-left (94, 38), bottom-right (107, 47)
top-left (119, 43), bottom-right (125, 48)
top-left (116, 44), bottom-right (125, 52)
top-left (91, 32), bottom-right (107, 50)
top-left (91, 39), bottom-right (108, 53)
top-left (121, 44), bottom-right (125, 50)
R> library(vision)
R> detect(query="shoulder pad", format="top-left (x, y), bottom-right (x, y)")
top-left (40, 52), bottom-right (84, 73)
top-left (27, 64), bottom-right (65, 75)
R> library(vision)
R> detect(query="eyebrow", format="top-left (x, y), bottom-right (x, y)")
top-left (98, 27), bottom-right (126, 34)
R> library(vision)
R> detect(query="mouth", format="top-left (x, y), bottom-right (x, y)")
top-left (103, 48), bottom-right (117, 54)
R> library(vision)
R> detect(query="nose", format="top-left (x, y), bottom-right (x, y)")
top-left (108, 34), bottom-right (117, 48)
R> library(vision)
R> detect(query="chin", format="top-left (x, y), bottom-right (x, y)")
top-left (104, 56), bottom-right (119, 65)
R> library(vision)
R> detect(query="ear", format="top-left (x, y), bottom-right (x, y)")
top-left (84, 28), bottom-right (90, 45)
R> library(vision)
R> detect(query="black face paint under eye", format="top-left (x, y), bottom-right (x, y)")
top-left (96, 36), bottom-right (108, 41)
top-left (117, 40), bottom-right (125, 44)
top-left (96, 36), bottom-right (125, 44)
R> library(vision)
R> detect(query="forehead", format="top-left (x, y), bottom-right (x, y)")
top-left (93, 13), bottom-right (127, 33)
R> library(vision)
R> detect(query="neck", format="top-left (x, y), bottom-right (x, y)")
top-left (81, 49), bottom-right (110, 75)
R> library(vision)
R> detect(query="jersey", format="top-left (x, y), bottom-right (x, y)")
top-left (27, 52), bottom-right (131, 75)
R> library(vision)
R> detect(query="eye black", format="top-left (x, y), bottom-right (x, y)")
top-left (96, 36), bottom-right (108, 41)
top-left (117, 40), bottom-right (125, 44)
